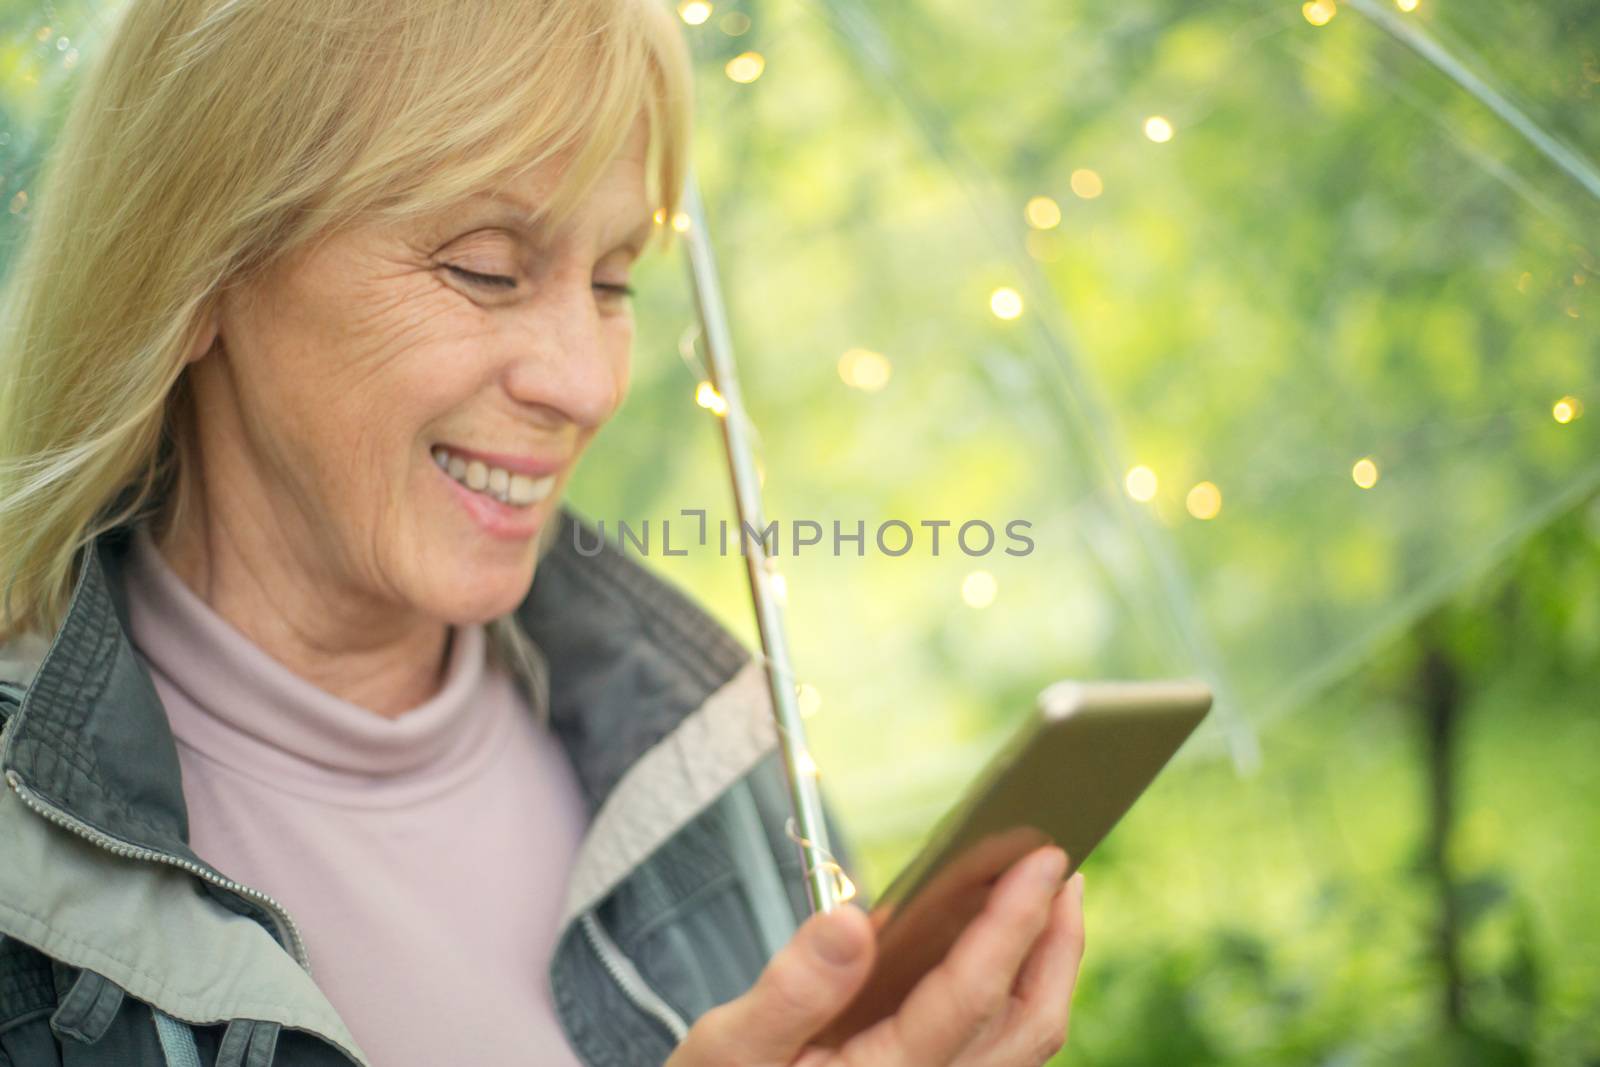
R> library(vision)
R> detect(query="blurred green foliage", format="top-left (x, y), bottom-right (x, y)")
top-left (2, 0), bottom-right (1597, 1062)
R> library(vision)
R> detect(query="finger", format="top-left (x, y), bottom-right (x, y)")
top-left (1013, 871), bottom-right (1086, 1008)
top-left (676, 904), bottom-right (876, 1066)
top-left (989, 871), bottom-right (1084, 1066)
top-left (887, 845), bottom-right (1066, 1064)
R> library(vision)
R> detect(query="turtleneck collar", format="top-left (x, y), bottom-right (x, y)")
top-left (121, 522), bottom-right (504, 805)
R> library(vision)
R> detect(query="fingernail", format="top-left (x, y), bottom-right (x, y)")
top-left (1034, 847), bottom-right (1068, 887)
top-left (812, 911), bottom-right (862, 966)
top-left (1071, 871), bottom-right (1085, 901)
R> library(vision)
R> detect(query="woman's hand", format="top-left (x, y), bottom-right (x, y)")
top-left (665, 845), bottom-right (1086, 1067)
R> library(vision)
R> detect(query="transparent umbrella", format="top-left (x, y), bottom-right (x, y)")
top-left (3, 0), bottom-right (1596, 900)
top-left (578, 0), bottom-right (1600, 889)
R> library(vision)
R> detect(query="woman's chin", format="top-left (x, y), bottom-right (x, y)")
top-left (416, 560), bottom-right (541, 627)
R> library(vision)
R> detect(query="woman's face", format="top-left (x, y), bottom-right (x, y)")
top-left (193, 122), bottom-right (654, 629)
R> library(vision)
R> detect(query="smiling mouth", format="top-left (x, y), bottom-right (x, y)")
top-left (431, 445), bottom-right (556, 507)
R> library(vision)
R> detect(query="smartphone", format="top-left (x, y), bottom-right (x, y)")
top-left (814, 679), bottom-right (1212, 1046)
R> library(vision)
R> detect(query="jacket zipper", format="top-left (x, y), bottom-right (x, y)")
top-left (578, 912), bottom-right (689, 1042)
top-left (3, 769), bottom-right (312, 971)
top-left (10, 760), bottom-right (690, 1048)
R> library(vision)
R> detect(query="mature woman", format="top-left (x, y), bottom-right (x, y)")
top-left (0, 2), bottom-right (1084, 1065)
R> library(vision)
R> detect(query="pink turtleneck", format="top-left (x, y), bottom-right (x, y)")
top-left (121, 523), bottom-right (587, 1066)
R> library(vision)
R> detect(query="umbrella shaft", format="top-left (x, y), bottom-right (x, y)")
top-left (679, 172), bottom-right (841, 916)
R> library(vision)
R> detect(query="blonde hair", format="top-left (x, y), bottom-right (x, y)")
top-left (0, 0), bottom-right (692, 643)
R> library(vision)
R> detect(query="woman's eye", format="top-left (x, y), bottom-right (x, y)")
top-left (444, 264), bottom-right (517, 289)
top-left (594, 282), bottom-right (635, 300)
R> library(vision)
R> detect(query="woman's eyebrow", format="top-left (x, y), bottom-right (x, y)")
top-left (464, 192), bottom-right (550, 241)
top-left (458, 194), bottom-right (655, 257)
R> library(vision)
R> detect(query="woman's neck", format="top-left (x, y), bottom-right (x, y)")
top-left (152, 496), bottom-right (451, 721)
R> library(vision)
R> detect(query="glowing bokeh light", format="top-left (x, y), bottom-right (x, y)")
top-left (725, 51), bottom-right (765, 84)
top-left (1143, 116), bottom-right (1175, 143)
top-left (1186, 481), bottom-right (1223, 520)
top-left (695, 380), bottom-right (728, 416)
top-left (962, 570), bottom-right (998, 609)
top-left (1025, 195), bottom-right (1062, 229)
top-left (677, 0), bottom-right (712, 25)
top-left (837, 347), bottom-right (892, 392)
top-left (1302, 0), bottom-right (1336, 26)
top-left (1125, 466), bottom-right (1159, 502)
top-left (1070, 169), bottom-right (1104, 199)
top-left (990, 287), bottom-right (1024, 319)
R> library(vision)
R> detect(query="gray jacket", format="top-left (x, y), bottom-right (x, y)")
top-left (0, 510), bottom-right (861, 1066)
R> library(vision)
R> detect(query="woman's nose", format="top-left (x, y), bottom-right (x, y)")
top-left (500, 278), bottom-right (628, 431)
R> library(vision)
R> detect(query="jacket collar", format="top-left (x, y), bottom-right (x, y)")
top-left (0, 506), bottom-right (763, 868)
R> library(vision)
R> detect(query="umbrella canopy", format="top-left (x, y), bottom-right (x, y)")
top-left (3, 0), bottom-right (1595, 879)
top-left (573, 0), bottom-right (1599, 860)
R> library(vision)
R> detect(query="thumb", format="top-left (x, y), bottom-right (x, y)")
top-left (682, 904), bottom-right (876, 1065)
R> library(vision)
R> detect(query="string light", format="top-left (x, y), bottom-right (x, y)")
top-left (652, 208), bottom-right (667, 226)
top-left (796, 683), bottom-right (822, 718)
top-left (677, 0), bottom-right (712, 25)
top-left (961, 570), bottom-right (998, 608)
top-left (1125, 465), bottom-right (1158, 502)
top-left (1553, 396), bottom-right (1583, 424)
top-left (720, 11), bottom-right (751, 35)
top-left (725, 51), bottom-right (765, 84)
top-left (837, 347), bottom-right (892, 392)
top-left (1186, 481), bottom-right (1223, 520)
top-left (1302, 0), bottom-right (1337, 26)
top-left (770, 571), bottom-right (789, 604)
top-left (797, 750), bottom-right (819, 777)
top-left (1352, 457), bottom-right (1380, 489)
top-left (1070, 169), bottom-right (1104, 199)
top-left (786, 816), bottom-right (860, 903)
top-left (1025, 196), bottom-right (1062, 230)
top-left (671, 211), bottom-right (691, 233)
top-left (990, 287), bottom-right (1024, 319)
top-left (1143, 116), bottom-right (1175, 143)
top-left (695, 380), bottom-right (728, 416)
top-left (1395, 0), bottom-right (1419, 10)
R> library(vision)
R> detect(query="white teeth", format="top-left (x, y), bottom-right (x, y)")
top-left (432, 446), bottom-right (556, 509)
top-left (508, 473), bottom-right (555, 506)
